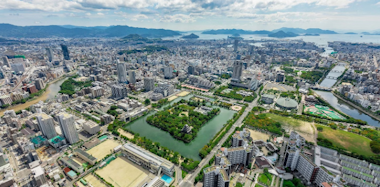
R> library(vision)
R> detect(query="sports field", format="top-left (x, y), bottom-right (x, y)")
top-left (168, 95), bottom-right (178, 101)
top-left (266, 113), bottom-right (315, 143)
top-left (247, 129), bottom-right (270, 141)
top-left (316, 125), bottom-right (374, 156)
top-left (96, 157), bottom-right (148, 187)
top-left (304, 105), bottom-right (345, 120)
top-left (86, 139), bottom-right (120, 160)
top-left (177, 91), bottom-right (190, 97)
top-left (84, 174), bottom-right (107, 187)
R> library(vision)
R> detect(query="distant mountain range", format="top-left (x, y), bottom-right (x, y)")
top-left (202, 29), bottom-right (271, 35)
top-left (201, 27), bottom-right (338, 35)
top-left (268, 31), bottom-right (299, 38)
top-left (182, 33), bottom-right (199, 39)
top-left (0, 24), bottom-right (181, 38)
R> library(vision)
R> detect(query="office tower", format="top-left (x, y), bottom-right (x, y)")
top-left (111, 84), bottom-right (128, 99)
top-left (248, 45), bottom-right (254, 55)
top-left (276, 72), bottom-right (285, 82)
top-left (57, 112), bottom-right (79, 144)
top-left (203, 166), bottom-right (230, 187)
top-left (232, 61), bottom-right (243, 82)
top-left (129, 70), bottom-right (136, 84)
top-left (2, 56), bottom-right (10, 67)
top-left (233, 39), bottom-right (238, 52)
top-left (144, 77), bottom-right (154, 91)
top-left (188, 65), bottom-right (194, 75)
top-left (117, 61), bottom-right (127, 83)
top-left (46, 48), bottom-right (53, 62)
top-left (34, 78), bottom-right (45, 90)
top-left (60, 44), bottom-right (70, 60)
top-left (164, 66), bottom-right (173, 79)
top-left (36, 113), bottom-right (57, 139)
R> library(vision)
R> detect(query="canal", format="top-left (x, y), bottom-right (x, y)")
top-left (315, 91), bottom-right (380, 127)
top-left (0, 77), bottom-right (68, 116)
top-left (124, 94), bottom-right (236, 160)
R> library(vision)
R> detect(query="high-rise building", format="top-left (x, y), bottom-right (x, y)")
top-left (248, 45), bottom-right (254, 55)
top-left (2, 56), bottom-right (10, 67)
top-left (117, 61), bottom-right (127, 83)
top-left (36, 113), bottom-right (57, 139)
top-left (188, 65), bottom-right (194, 75)
top-left (129, 70), bottom-right (136, 84)
top-left (90, 86), bottom-right (104, 98)
top-left (233, 39), bottom-right (239, 52)
top-left (0, 95), bottom-right (12, 106)
top-left (232, 61), bottom-right (243, 82)
top-left (34, 78), bottom-right (45, 90)
top-left (111, 84), bottom-right (128, 99)
top-left (144, 77), bottom-right (154, 91)
top-left (60, 44), bottom-right (70, 60)
top-left (203, 166), bottom-right (230, 187)
top-left (46, 48), bottom-right (53, 62)
top-left (57, 112), bottom-right (79, 144)
top-left (164, 66), bottom-right (173, 79)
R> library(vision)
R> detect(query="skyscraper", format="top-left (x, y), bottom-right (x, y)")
top-left (117, 61), bottom-right (127, 83)
top-left (129, 70), bottom-right (136, 84)
top-left (188, 65), bottom-right (194, 75)
top-left (46, 48), bottom-right (53, 62)
top-left (232, 61), bottom-right (243, 82)
top-left (37, 113), bottom-right (57, 139)
top-left (164, 66), bottom-right (173, 79)
top-left (2, 56), bottom-right (10, 67)
top-left (57, 112), bottom-right (79, 144)
top-left (144, 77), bottom-right (154, 91)
top-left (248, 45), bottom-right (254, 55)
top-left (60, 44), bottom-right (70, 60)
top-left (233, 39), bottom-right (239, 52)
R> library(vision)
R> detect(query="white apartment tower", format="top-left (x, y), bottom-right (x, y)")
top-left (57, 112), bottom-right (79, 144)
top-left (117, 61), bottom-right (127, 83)
top-left (37, 113), bottom-right (57, 139)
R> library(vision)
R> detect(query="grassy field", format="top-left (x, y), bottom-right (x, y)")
top-left (258, 173), bottom-right (272, 186)
top-left (316, 125), bottom-right (374, 156)
top-left (266, 113), bottom-right (315, 142)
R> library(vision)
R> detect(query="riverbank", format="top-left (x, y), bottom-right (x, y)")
top-left (0, 75), bottom-right (68, 116)
top-left (332, 91), bottom-right (380, 124)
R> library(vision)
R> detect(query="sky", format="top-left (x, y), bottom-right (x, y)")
top-left (1, 0), bottom-right (380, 32)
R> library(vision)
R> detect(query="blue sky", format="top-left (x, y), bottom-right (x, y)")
top-left (1, 0), bottom-right (380, 32)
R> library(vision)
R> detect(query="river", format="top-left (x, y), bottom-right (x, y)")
top-left (124, 94), bottom-right (236, 160)
top-left (315, 91), bottom-right (380, 127)
top-left (0, 77), bottom-right (68, 116)
top-left (319, 63), bottom-right (347, 88)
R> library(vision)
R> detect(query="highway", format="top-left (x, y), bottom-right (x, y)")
top-left (179, 96), bottom-right (258, 187)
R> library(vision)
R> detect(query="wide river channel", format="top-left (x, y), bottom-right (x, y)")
top-left (0, 77), bottom-right (68, 116)
top-left (124, 94), bottom-right (236, 161)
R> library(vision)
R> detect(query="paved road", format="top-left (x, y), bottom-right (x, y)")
top-left (179, 97), bottom-right (258, 187)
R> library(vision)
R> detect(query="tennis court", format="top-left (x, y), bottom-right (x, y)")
top-left (305, 105), bottom-right (345, 120)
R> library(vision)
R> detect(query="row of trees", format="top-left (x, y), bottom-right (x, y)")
top-left (199, 105), bottom-right (247, 158)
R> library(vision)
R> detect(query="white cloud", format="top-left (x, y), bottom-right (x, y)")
top-left (86, 12), bottom-right (91, 16)
top-left (131, 14), bottom-right (148, 21)
top-left (97, 12), bottom-right (105, 16)
top-left (160, 14), bottom-right (196, 23)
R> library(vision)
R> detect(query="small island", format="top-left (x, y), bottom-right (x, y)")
top-left (268, 31), bottom-right (299, 38)
top-left (182, 33), bottom-right (199, 39)
top-left (304, 33), bottom-right (320, 36)
top-left (146, 99), bottom-right (220, 143)
top-left (345, 32), bottom-right (357, 34)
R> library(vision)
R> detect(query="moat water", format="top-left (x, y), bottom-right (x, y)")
top-left (124, 94), bottom-right (236, 160)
